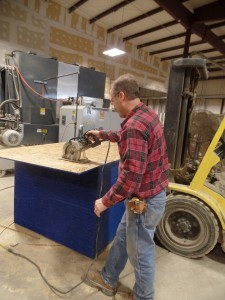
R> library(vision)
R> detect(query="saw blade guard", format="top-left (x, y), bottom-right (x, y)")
top-left (62, 134), bottom-right (101, 162)
top-left (62, 140), bottom-right (83, 161)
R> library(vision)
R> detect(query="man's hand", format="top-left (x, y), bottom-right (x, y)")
top-left (94, 198), bottom-right (108, 217)
top-left (86, 130), bottom-right (100, 139)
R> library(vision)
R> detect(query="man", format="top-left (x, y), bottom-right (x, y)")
top-left (85, 74), bottom-right (169, 300)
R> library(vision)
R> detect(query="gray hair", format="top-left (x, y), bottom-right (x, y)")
top-left (111, 74), bottom-right (140, 100)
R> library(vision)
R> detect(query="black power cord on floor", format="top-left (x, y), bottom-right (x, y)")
top-left (0, 141), bottom-right (111, 297)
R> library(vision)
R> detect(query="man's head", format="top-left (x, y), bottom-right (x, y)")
top-left (110, 74), bottom-right (140, 100)
top-left (110, 74), bottom-right (140, 118)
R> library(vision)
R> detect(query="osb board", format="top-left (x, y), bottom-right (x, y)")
top-left (0, 142), bottom-right (119, 174)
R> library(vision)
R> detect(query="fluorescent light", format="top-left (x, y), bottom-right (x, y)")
top-left (103, 48), bottom-right (125, 57)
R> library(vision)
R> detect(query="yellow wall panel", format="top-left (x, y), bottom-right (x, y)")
top-left (88, 59), bottom-right (115, 78)
top-left (35, 0), bottom-right (41, 13)
top-left (51, 27), bottom-right (94, 55)
top-left (153, 56), bottom-right (160, 68)
top-left (147, 74), bottom-right (165, 84)
top-left (144, 51), bottom-right (148, 62)
top-left (81, 17), bottom-right (87, 32)
top-left (125, 42), bottom-right (133, 54)
top-left (49, 47), bottom-right (83, 65)
top-left (0, 0), bottom-right (27, 22)
top-left (0, 20), bottom-right (10, 41)
top-left (97, 25), bottom-right (105, 41)
top-left (46, 0), bottom-right (61, 22)
top-left (110, 55), bottom-right (129, 65)
top-left (109, 34), bottom-right (116, 46)
top-left (162, 61), bottom-right (169, 73)
top-left (131, 59), bottom-right (158, 75)
top-left (71, 13), bottom-right (79, 29)
top-left (17, 26), bottom-right (45, 51)
top-left (160, 72), bottom-right (167, 78)
top-left (119, 68), bottom-right (144, 78)
top-left (98, 44), bottom-right (105, 59)
top-left (32, 15), bottom-right (46, 29)
top-left (138, 49), bottom-right (150, 62)
top-left (138, 49), bottom-right (143, 60)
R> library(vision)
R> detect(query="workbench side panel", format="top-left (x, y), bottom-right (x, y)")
top-left (14, 161), bottom-right (124, 258)
top-left (14, 162), bottom-right (99, 257)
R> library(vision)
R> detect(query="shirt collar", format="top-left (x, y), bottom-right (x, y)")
top-left (121, 102), bottom-right (144, 128)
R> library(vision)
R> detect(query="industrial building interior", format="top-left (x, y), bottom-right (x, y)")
top-left (0, 0), bottom-right (225, 299)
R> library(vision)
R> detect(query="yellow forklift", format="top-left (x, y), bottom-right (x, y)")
top-left (156, 58), bottom-right (225, 258)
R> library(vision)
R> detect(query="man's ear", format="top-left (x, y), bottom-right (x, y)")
top-left (119, 91), bottom-right (126, 101)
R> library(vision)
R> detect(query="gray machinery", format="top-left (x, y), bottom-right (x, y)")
top-left (2, 51), bottom-right (70, 145)
top-left (58, 61), bottom-right (123, 152)
top-left (1, 51), bottom-right (106, 144)
top-left (0, 51), bottom-right (107, 174)
top-left (60, 107), bottom-right (123, 162)
top-left (59, 105), bottom-right (123, 142)
top-left (0, 64), bottom-right (23, 176)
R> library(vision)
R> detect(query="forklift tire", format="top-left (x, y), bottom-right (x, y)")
top-left (156, 194), bottom-right (219, 258)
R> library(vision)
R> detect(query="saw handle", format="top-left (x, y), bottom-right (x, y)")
top-left (84, 132), bottom-right (101, 148)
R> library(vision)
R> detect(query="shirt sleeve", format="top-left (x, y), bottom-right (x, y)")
top-left (99, 130), bottom-right (120, 142)
top-left (101, 127), bottom-right (149, 207)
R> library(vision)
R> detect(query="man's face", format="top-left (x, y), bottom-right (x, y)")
top-left (110, 91), bottom-right (119, 109)
top-left (110, 90), bottom-right (125, 118)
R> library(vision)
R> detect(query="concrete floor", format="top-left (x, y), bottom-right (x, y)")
top-left (1, 172), bottom-right (225, 300)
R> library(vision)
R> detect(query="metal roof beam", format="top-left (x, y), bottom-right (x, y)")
top-left (149, 40), bottom-right (206, 55)
top-left (154, 0), bottom-right (225, 56)
top-left (123, 13), bottom-right (225, 44)
top-left (133, 21), bottom-right (225, 48)
top-left (137, 32), bottom-right (186, 49)
top-left (208, 67), bottom-right (224, 72)
top-left (208, 56), bottom-right (225, 60)
top-left (207, 76), bottom-right (225, 80)
top-left (149, 34), bottom-right (225, 55)
top-left (193, 0), bottom-right (225, 23)
top-left (68, 0), bottom-right (89, 14)
top-left (89, 0), bottom-right (135, 24)
top-left (161, 54), bottom-right (183, 61)
top-left (209, 20), bottom-right (225, 30)
top-left (107, 7), bottom-right (162, 33)
top-left (197, 48), bottom-right (217, 54)
top-left (154, 0), bottom-right (192, 27)
top-left (123, 20), bottom-right (178, 42)
top-left (213, 59), bottom-right (225, 63)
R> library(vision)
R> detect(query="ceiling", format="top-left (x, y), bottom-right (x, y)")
top-left (53, 0), bottom-right (225, 79)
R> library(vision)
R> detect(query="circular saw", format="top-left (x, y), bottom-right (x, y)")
top-left (62, 133), bottom-right (101, 162)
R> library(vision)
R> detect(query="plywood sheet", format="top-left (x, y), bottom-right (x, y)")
top-left (0, 142), bottom-right (119, 174)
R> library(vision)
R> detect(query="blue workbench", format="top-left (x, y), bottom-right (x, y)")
top-left (0, 143), bottom-right (125, 258)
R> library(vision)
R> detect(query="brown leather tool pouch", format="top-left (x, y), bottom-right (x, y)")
top-left (128, 197), bottom-right (147, 214)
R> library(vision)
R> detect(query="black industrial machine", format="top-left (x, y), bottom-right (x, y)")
top-left (0, 51), bottom-right (106, 175)
top-left (0, 51), bottom-right (106, 145)
top-left (1, 52), bottom-right (60, 145)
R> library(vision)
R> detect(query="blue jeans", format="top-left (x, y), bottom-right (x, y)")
top-left (101, 190), bottom-right (166, 300)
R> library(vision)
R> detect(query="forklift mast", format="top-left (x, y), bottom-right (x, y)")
top-left (156, 58), bottom-right (225, 258)
top-left (164, 58), bottom-right (208, 170)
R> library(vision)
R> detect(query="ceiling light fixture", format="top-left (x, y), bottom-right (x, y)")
top-left (103, 48), bottom-right (125, 57)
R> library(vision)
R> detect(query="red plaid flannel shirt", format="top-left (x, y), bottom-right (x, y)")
top-left (100, 102), bottom-right (169, 208)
